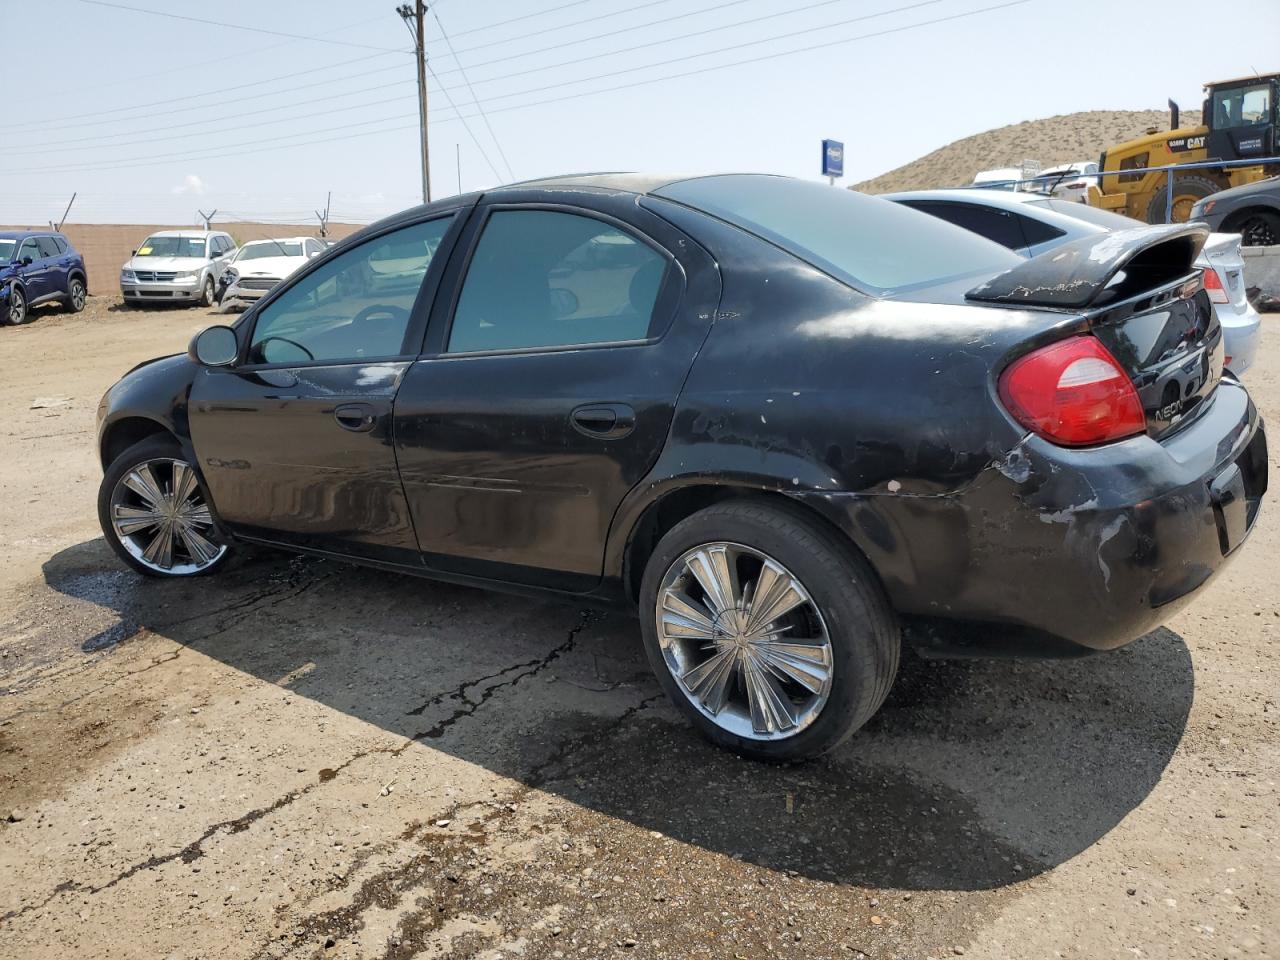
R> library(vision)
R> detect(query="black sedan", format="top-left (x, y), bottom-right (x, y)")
top-left (1190, 175), bottom-right (1280, 246)
top-left (95, 174), bottom-right (1267, 761)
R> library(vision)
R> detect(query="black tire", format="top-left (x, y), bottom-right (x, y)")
top-left (7, 285), bottom-right (29, 325)
top-left (198, 275), bottom-right (214, 308)
top-left (65, 276), bottom-right (87, 313)
top-left (1146, 174), bottom-right (1221, 224)
top-left (638, 500), bottom-right (899, 761)
top-left (98, 434), bottom-right (234, 578)
top-left (1226, 209), bottom-right (1280, 247)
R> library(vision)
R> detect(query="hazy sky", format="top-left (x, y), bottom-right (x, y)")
top-left (2, 0), bottom-right (1277, 225)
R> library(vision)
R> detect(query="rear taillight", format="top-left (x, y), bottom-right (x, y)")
top-left (998, 336), bottom-right (1146, 447)
top-left (1202, 267), bottom-right (1229, 304)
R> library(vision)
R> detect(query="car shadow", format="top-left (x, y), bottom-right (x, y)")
top-left (36, 539), bottom-right (1194, 892)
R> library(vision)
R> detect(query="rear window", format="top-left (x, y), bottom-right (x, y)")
top-left (1027, 198), bottom-right (1144, 230)
top-left (653, 175), bottom-right (1020, 295)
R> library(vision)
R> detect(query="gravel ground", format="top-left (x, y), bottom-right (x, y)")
top-left (1, 297), bottom-right (1276, 960)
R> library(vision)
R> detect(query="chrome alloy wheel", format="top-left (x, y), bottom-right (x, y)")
top-left (656, 542), bottom-right (833, 740)
top-left (108, 458), bottom-right (226, 575)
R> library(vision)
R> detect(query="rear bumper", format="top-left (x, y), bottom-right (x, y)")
top-left (802, 380), bottom-right (1266, 654)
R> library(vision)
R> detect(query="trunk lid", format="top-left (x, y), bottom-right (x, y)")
top-left (1200, 231), bottom-right (1249, 310)
top-left (968, 223), bottom-right (1224, 440)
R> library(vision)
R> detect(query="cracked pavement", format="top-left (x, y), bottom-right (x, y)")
top-left (1, 298), bottom-right (1277, 959)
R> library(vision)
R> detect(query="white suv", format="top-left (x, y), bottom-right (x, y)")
top-left (120, 230), bottom-right (236, 306)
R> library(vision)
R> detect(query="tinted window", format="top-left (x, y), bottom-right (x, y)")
top-left (655, 175), bottom-right (1019, 295)
top-left (1010, 212), bottom-right (1066, 247)
top-left (1027, 198), bottom-right (1145, 229)
top-left (36, 236), bottom-right (61, 258)
top-left (17, 239), bottom-right (39, 262)
top-left (447, 210), bottom-right (667, 353)
top-left (249, 216), bottom-right (451, 365)
top-left (305, 239), bottom-right (323, 256)
top-left (239, 240), bottom-right (304, 260)
top-left (900, 201), bottom-right (1027, 250)
top-left (52, 236), bottom-right (69, 254)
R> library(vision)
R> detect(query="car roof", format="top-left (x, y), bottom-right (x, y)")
top-left (882, 187), bottom-right (1057, 208)
top-left (0, 230), bottom-right (61, 239)
top-left (143, 229), bottom-right (225, 238)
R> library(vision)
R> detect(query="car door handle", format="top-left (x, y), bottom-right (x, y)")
top-left (571, 403), bottom-right (636, 439)
top-left (334, 402), bottom-right (377, 432)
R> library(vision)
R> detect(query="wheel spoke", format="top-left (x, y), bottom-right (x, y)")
top-left (660, 590), bottom-right (717, 641)
top-left (741, 655), bottom-right (797, 734)
top-left (679, 647), bottom-right (737, 715)
top-left (744, 561), bottom-right (806, 635)
top-left (141, 521), bottom-right (175, 569)
top-left (112, 504), bottom-right (163, 536)
top-left (183, 503), bottom-right (214, 527)
top-left (755, 640), bottom-right (831, 694)
top-left (171, 460), bottom-right (198, 507)
top-left (177, 522), bottom-right (219, 566)
top-left (124, 464), bottom-right (166, 509)
top-left (684, 545), bottom-right (738, 614)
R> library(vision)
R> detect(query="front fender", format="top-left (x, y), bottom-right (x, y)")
top-left (97, 353), bottom-right (198, 467)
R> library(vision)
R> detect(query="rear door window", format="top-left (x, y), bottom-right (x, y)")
top-left (36, 236), bottom-right (61, 258)
top-left (446, 210), bottom-right (668, 353)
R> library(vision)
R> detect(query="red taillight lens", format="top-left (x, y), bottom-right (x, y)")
top-left (998, 336), bottom-right (1146, 447)
top-left (1202, 267), bottom-right (1229, 304)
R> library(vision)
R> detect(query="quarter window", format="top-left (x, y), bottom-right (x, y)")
top-left (248, 216), bottom-right (451, 365)
top-left (447, 210), bottom-right (667, 354)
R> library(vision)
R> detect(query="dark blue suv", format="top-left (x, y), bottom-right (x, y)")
top-left (0, 231), bottom-right (88, 325)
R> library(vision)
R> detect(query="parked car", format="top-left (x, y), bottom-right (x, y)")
top-left (0, 231), bottom-right (88, 325)
top-left (885, 188), bottom-right (1263, 376)
top-left (971, 166), bottom-right (1025, 190)
top-left (1035, 161), bottom-right (1100, 203)
top-left (95, 174), bottom-right (1266, 761)
top-left (120, 230), bottom-right (236, 307)
top-left (218, 236), bottom-right (325, 311)
top-left (1190, 175), bottom-right (1280, 246)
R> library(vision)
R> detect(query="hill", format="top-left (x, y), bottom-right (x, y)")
top-left (852, 109), bottom-right (1202, 194)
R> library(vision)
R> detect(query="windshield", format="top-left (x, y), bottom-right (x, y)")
top-left (136, 236), bottom-right (206, 258)
top-left (1028, 198), bottom-right (1144, 229)
top-left (0, 239), bottom-right (15, 261)
top-left (237, 240), bottom-right (304, 261)
top-left (654, 175), bottom-right (1021, 295)
top-left (1212, 83), bottom-right (1272, 127)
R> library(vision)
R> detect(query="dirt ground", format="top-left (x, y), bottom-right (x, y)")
top-left (1, 297), bottom-right (1276, 960)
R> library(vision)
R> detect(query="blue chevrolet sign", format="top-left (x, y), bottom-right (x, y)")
top-left (822, 139), bottom-right (844, 178)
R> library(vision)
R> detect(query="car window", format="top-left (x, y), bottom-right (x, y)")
top-left (447, 210), bottom-right (667, 354)
top-left (36, 236), bottom-right (61, 258)
top-left (306, 239), bottom-right (323, 256)
top-left (212, 236), bottom-right (226, 255)
top-left (655, 175), bottom-right (1019, 295)
top-left (900, 201), bottom-right (1028, 251)
top-left (1010, 212), bottom-right (1066, 247)
top-left (248, 216), bottom-right (452, 365)
top-left (52, 236), bottom-right (69, 254)
top-left (0, 239), bottom-right (15, 261)
top-left (17, 239), bottom-right (40, 262)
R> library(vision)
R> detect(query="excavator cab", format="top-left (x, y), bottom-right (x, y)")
top-left (1204, 75), bottom-right (1279, 162)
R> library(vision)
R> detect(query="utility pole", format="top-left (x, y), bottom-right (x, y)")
top-left (54, 192), bottom-right (77, 231)
top-left (197, 208), bottom-right (218, 230)
top-left (315, 191), bottom-right (332, 238)
top-left (397, 2), bottom-right (431, 204)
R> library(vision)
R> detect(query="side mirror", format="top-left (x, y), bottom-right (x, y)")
top-left (21, 256), bottom-right (33, 266)
top-left (131, 249), bottom-right (137, 256)
top-left (189, 325), bottom-right (239, 367)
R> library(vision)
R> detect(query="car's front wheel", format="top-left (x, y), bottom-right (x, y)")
top-left (639, 500), bottom-right (899, 761)
top-left (98, 435), bottom-right (234, 577)
top-left (7, 286), bottom-right (29, 325)
top-left (198, 275), bottom-right (215, 307)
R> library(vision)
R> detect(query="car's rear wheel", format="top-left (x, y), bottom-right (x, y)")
top-left (638, 500), bottom-right (899, 761)
top-left (198, 276), bottom-right (214, 308)
top-left (98, 435), bottom-right (233, 578)
top-left (1146, 174), bottom-right (1221, 224)
top-left (7, 286), bottom-right (29, 325)
top-left (1227, 209), bottom-right (1280, 247)
top-left (66, 277), bottom-right (86, 312)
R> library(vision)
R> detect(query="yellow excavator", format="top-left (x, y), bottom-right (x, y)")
top-left (1090, 73), bottom-right (1279, 223)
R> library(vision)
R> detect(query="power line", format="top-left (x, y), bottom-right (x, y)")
top-left (424, 60), bottom-right (505, 183)
top-left (8, 51), bottom-right (402, 130)
top-left (430, 5), bottom-right (515, 182)
top-left (436, 0), bottom-right (681, 56)
top-left (71, 0), bottom-right (408, 52)
top-left (0, 0), bottom-right (1031, 178)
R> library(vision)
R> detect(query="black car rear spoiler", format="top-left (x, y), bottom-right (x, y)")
top-left (965, 223), bottom-right (1209, 310)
